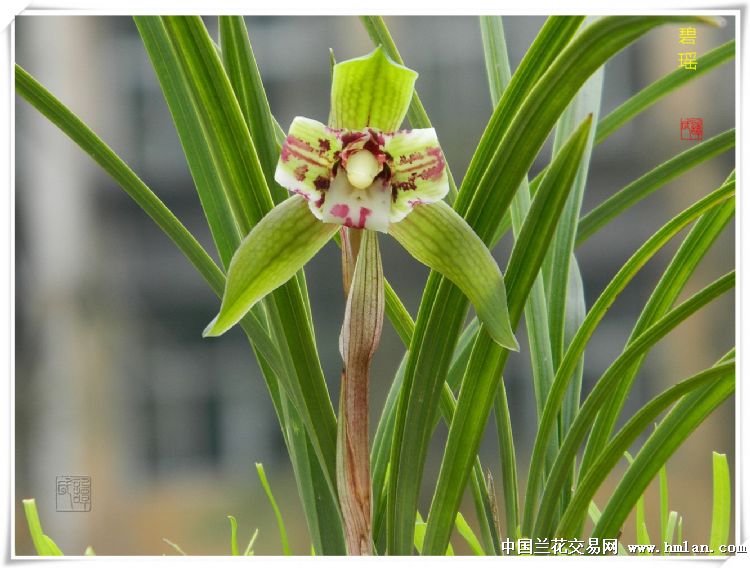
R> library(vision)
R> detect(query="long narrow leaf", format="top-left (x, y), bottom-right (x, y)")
top-left (522, 180), bottom-right (733, 535)
top-left (577, 130), bottom-right (734, 244)
top-left (218, 16), bottom-right (286, 204)
top-left (421, 116), bottom-right (593, 554)
top-left (580, 171), bottom-right (735, 477)
top-left (555, 360), bottom-right (735, 537)
top-left (135, 16), bottom-right (242, 268)
top-left (532, 272), bottom-right (735, 537)
top-left (386, 17), bottom-right (585, 554)
top-left (595, 40), bottom-right (735, 143)
top-left (592, 375), bottom-right (734, 539)
top-left (709, 452), bottom-right (731, 554)
top-left (256, 463), bottom-right (292, 555)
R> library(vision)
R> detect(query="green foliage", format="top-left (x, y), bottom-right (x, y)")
top-left (17, 14), bottom-right (733, 556)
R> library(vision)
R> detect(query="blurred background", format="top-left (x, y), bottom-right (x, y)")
top-left (15, 16), bottom-right (735, 555)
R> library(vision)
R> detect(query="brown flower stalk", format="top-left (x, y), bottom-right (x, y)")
top-left (337, 227), bottom-right (384, 555)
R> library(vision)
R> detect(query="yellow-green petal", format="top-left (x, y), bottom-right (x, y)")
top-left (330, 46), bottom-right (417, 132)
top-left (383, 128), bottom-right (449, 223)
top-left (204, 196), bottom-right (338, 337)
top-left (389, 201), bottom-right (518, 350)
top-left (275, 116), bottom-right (341, 213)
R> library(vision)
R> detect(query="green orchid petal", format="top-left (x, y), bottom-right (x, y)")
top-left (204, 195), bottom-right (339, 337)
top-left (383, 128), bottom-right (449, 223)
top-left (330, 46), bottom-right (418, 132)
top-left (275, 116), bottom-right (341, 214)
top-left (389, 201), bottom-right (518, 350)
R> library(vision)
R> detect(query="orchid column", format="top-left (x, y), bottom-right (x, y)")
top-left (204, 47), bottom-right (518, 555)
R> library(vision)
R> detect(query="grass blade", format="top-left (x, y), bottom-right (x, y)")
top-left (543, 18), bottom-right (603, 518)
top-left (522, 180), bottom-right (733, 535)
top-left (134, 16), bottom-right (242, 268)
top-left (161, 16), bottom-right (272, 231)
top-left (592, 374), bottom-right (734, 539)
top-left (595, 40), bottom-right (735, 144)
top-left (709, 452), bottom-right (731, 554)
top-left (386, 17), bottom-right (583, 554)
top-left (22, 499), bottom-right (63, 556)
top-left (495, 380), bottom-right (519, 543)
top-left (421, 116), bottom-right (593, 555)
top-left (227, 515), bottom-right (240, 555)
top-left (218, 16), bottom-right (286, 204)
top-left (532, 272), bottom-right (734, 537)
top-left (580, 171), bottom-right (735, 478)
top-left (455, 513), bottom-right (485, 555)
top-left (554, 360), bottom-right (735, 537)
top-left (15, 64), bottom-right (227, 296)
top-left (577, 130), bottom-right (734, 245)
top-left (161, 17), bottom-right (338, 490)
top-left (388, 16), bottom-right (715, 554)
top-left (256, 463), bottom-right (292, 555)
top-left (659, 465), bottom-right (669, 552)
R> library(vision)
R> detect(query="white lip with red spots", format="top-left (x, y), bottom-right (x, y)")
top-left (275, 116), bottom-right (449, 232)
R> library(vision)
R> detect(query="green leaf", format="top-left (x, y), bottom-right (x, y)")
top-left (710, 452), bottom-right (731, 554)
top-left (228, 515), bottom-right (240, 555)
top-left (136, 20), bottom-right (340, 509)
top-left (388, 16), bottom-right (715, 555)
top-left (421, 115), bottom-right (593, 554)
top-left (244, 529), bottom-right (259, 556)
top-left (382, 17), bottom-right (585, 554)
top-left (592, 375), bottom-right (735, 539)
top-left (455, 513), bottom-right (485, 555)
top-left (22, 499), bottom-right (63, 556)
top-left (577, 130), bottom-right (734, 245)
top-left (659, 465), bottom-right (669, 552)
top-left (256, 463), bottom-right (292, 555)
top-left (579, 170), bottom-right (735, 479)
top-left (522, 180), bottom-right (734, 536)
top-left (134, 16), bottom-right (242, 268)
top-left (495, 379), bottom-right (519, 543)
top-left (462, 16), bottom-right (585, 242)
top-left (161, 16), bottom-right (273, 233)
top-left (384, 281), bottom-right (415, 345)
top-left (532, 272), bottom-right (735, 538)
top-left (480, 14), bottom-right (556, 420)
top-left (543, 20), bottom-right (603, 520)
top-left (204, 196), bottom-right (338, 337)
top-left (389, 202), bottom-right (518, 350)
top-left (162, 538), bottom-right (188, 555)
top-left (413, 515), bottom-right (427, 554)
top-left (218, 16), bottom-right (286, 203)
top-left (480, 21), bottom-right (567, 524)
top-left (277, 391), bottom-right (346, 554)
top-left (15, 64), bottom-right (227, 298)
top-left (595, 40), bottom-right (735, 144)
top-left (329, 46), bottom-right (417, 131)
top-left (555, 360), bottom-right (734, 538)
top-left (628, 452), bottom-right (653, 552)
top-left (665, 511), bottom-right (679, 550)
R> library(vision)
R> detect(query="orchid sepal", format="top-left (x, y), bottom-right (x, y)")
top-left (389, 201), bottom-right (519, 351)
top-left (203, 195), bottom-right (338, 337)
top-left (330, 46), bottom-right (417, 132)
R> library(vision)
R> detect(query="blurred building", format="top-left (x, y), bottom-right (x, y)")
top-left (15, 16), bottom-right (735, 555)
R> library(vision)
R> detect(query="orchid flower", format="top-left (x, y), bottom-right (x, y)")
top-left (203, 46), bottom-right (517, 352)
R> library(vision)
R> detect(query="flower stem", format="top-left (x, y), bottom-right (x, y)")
top-left (337, 228), bottom-right (383, 555)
